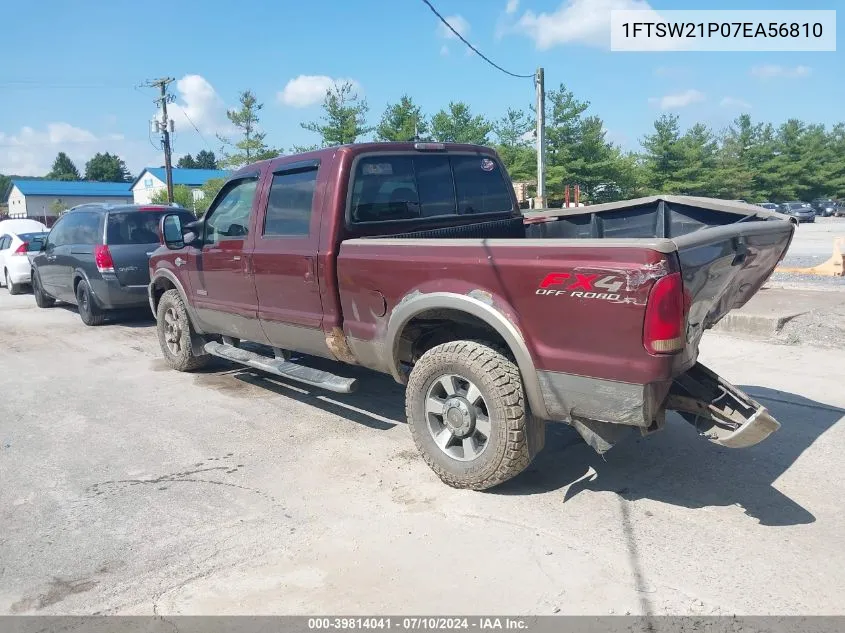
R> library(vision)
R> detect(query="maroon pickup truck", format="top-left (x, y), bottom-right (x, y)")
top-left (149, 142), bottom-right (795, 490)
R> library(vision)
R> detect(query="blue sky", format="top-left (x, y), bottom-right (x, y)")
top-left (0, 0), bottom-right (841, 176)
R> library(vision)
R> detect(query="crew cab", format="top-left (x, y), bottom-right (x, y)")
top-left (149, 142), bottom-right (796, 490)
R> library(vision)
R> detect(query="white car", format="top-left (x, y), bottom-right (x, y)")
top-left (0, 219), bottom-right (50, 295)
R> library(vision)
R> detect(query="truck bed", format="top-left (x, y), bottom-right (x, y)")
top-left (340, 195), bottom-right (794, 438)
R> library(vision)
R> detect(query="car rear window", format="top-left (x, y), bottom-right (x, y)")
top-left (106, 210), bottom-right (193, 245)
top-left (349, 153), bottom-right (513, 224)
top-left (20, 232), bottom-right (48, 249)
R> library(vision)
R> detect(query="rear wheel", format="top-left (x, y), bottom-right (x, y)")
top-left (405, 340), bottom-right (537, 490)
top-left (156, 289), bottom-right (211, 372)
top-left (5, 270), bottom-right (21, 295)
top-left (32, 271), bottom-right (55, 308)
top-left (76, 280), bottom-right (105, 326)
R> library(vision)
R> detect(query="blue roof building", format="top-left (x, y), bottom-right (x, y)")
top-left (131, 167), bottom-right (230, 204)
top-left (7, 179), bottom-right (133, 220)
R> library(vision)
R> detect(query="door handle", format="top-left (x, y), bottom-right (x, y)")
top-left (175, 257), bottom-right (185, 267)
top-left (232, 255), bottom-right (241, 261)
top-left (303, 257), bottom-right (315, 282)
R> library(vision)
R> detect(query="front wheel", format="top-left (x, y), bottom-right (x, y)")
top-left (405, 340), bottom-right (538, 490)
top-left (156, 289), bottom-right (211, 372)
top-left (32, 271), bottom-right (55, 308)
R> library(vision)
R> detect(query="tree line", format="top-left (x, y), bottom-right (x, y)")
top-left (4, 83), bottom-right (843, 206)
top-left (215, 83), bottom-right (845, 204)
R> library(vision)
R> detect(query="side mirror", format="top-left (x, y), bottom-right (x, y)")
top-left (161, 214), bottom-right (186, 250)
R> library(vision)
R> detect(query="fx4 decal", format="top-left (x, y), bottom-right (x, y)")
top-left (536, 272), bottom-right (628, 302)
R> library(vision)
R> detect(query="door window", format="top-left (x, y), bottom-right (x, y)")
top-left (263, 168), bottom-right (318, 236)
top-left (64, 212), bottom-right (100, 245)
top-left (0, 235), bottom-right (10, 251)
top-left (204, 178), bottom-right (258, 246)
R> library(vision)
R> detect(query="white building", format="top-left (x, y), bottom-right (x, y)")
top-left (131, 168), bottom-right (230, 204)
top-left (7, 180), bottom-right (133, 222)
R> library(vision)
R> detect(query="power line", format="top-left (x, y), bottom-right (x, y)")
top-left (419, 0), bottom-right (534, 79)
top-left (179, 109), bottom-right (213, 152)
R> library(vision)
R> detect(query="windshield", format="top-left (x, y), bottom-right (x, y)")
top-left (106, 210), bottom-right (194, 245)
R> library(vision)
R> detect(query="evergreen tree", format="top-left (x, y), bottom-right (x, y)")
top-left (301, 82), bottom-right (373, 146)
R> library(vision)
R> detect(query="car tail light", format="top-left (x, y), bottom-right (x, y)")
top-left (94, 245), bottom-right (115, 273)
top-left (643, 272), bottom-right (687, 355)
top-left (13, 243), bottom-right (28, 256)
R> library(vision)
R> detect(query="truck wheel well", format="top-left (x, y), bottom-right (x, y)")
top-left (397, 308), bottom-right (514, 371)
top-left (151, 277), bottom-right (176, 313)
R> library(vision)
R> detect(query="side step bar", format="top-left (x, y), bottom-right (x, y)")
top-left (204, 341), bottom-right (358, 394)
top-left (667, 362), bottom-right (780, 448)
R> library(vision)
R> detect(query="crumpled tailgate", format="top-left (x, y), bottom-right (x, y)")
top-left (673, 220), bottom-right (795, 352)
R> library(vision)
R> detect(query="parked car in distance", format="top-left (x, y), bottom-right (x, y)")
top-left (30, 204), bottom-right (195, 325)
top-left (148, 142), bottom-right (794, 491)
top-left (811, 198), bottom-right (838, 217)
top-left (757, 202), bottom-right (779, 212)
top-left (778, 201), bottom-right (816, 223)
top-left (1, 230), bottom-right (50, 294)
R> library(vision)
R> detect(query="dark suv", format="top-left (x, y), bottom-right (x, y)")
top-left (30, 204), bottom-right (195, 325)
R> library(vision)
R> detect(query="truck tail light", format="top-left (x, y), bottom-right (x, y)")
top-left (643, 272), bottom-right (687, 355)
top-left (94, 245), bottom-right (115, 273)
top-left (13, 243), bottom-right (28, 256)
top-left (414, 142), bottom-right (446, 151)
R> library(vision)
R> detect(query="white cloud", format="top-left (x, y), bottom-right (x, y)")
top-left (649, 89), bottom-right (705, 110)
top-left (278, 75), bottom-right (361, 108)
top-left (720, 96), bottom-right (752, 110)
top-left (437, 14), bottom-right (470, 40)
top-left (506, 0), bottom-right (519, 14)
top-left (168, 74), bottom-right (230, 136)
top-left (515, 0), bottom-right (653, 49)
top-left (750, 65), bottom-right (811, 79)
top-left (0, 122), bottom-right (155, 177)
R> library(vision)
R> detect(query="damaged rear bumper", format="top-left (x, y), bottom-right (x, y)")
top-left (666, 362), bottom-right (780, 448)
top-left (537, 363), bottom-right (780, 452)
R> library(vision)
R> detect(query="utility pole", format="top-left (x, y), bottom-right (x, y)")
top-left (145, 77), bottom-right (175, 203)
top-left (535, 67), bottom-right (547, 210)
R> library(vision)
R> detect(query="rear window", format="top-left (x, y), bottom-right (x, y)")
top-left (349, 154), bottom-right (513, 224)
top-left (106, 210), bottom-right (194, 245)
top-left (20, 232), bottom-right (48, 250)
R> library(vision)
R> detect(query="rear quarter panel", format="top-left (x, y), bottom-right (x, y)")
top-left (337, 239), bottom-right (677, 385)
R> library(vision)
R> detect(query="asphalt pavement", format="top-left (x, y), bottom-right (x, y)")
top-left (1, 290), bottom-right (844, 616)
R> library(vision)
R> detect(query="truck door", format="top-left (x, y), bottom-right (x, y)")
top-left (193, 175), bottom-right (267, 343)
top-left (251, 159), bottom-right (329, 358)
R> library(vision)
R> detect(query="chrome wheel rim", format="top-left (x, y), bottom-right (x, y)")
top-left (425, 373), bottom-right (491, 462)
top-left (163, 307), bottom-right (183, 355)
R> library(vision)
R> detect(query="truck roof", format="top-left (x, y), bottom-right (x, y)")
top-left (229, 142), bottom-right (499, 178)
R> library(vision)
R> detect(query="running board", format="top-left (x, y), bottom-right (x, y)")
top-left (203, 341), bottom-right (358, 394)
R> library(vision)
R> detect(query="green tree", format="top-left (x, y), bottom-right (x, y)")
top-left (302, 81), bottom-right (373, 146)
top-left (194, 150), bottom-right (218, 169)
top-left (218, 90), bottom-right (280, 168)
top-left (84, 152), bottom-right (132, 182)
top-left (640, 114), bottom-right (685, 194)
top-left (50, 199), bottom-right (71, 216)
top-left (431, 102), bottom-right (492, 145)
top-left (544, 84), bottom-right (590, 195)
top-left (674, 123), bottom-right (718, 196)
top-left (46, 152), bottom-right (81, 181)
top-left (375, 95), bottom-right (428, 142)
top-left (151, 185), bottom-right (195, 209)
top-left (493, 108), bottom-right (535, 185)
top-left (177, 154), bottom-right (198, 169)
top-left (196, 178), bottom-right (226, 216)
